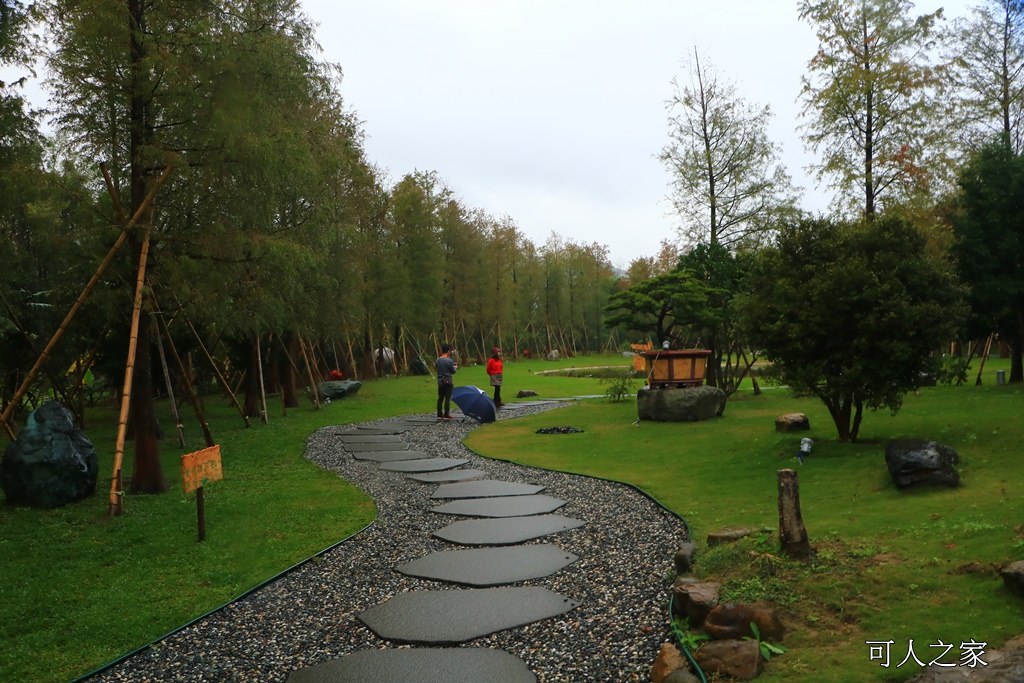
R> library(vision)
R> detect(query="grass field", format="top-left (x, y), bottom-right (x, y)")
top-left (1, 353), bottom-right (1020, 682)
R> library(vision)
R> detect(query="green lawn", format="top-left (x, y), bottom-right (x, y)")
top-left (1, 354), bottom-right (1020, 683)
top-left (466, 359), bottom-right (1023, 682)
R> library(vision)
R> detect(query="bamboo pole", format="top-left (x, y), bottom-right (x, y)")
top-left (153, 300), bottom-right (214, 447)
top-left (0, 290), bottom-right (75, 416)
top-left (256, 334), bottom-right (268, 424)
top-left (0, 164), bottom-right (173, 437)
top-left (153, 316), bottom-right (185, 448)
top-left (108, 224), bottom-right (153, 516)
top-left (975, 334), bottom-right (995, 386)
top-left (298, 336), bottom-right (321, 409)
top-left (184, 316), bottom-right (250, 428)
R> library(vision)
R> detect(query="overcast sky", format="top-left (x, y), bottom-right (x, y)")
top-left (304, 0), bottom-right (973, 268)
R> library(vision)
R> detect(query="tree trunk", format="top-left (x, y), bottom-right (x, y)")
top-left (242, 337), bottom-right (261, 418)
top-left (778, 469), bottom-right (812, 559)
top-left (281, 333), bottom-right (300, 408)
top-left (128, 310), bottom-right (168, 493)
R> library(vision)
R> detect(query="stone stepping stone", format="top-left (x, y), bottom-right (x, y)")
top-left (431, 480), bottom-right (545, 499)
top-left (334, 428), bottom-right (405, 436)
top-left (434, 514), bottom-right (586, 546)
top-left (358, 586), bottom-right (579, 645)
top-left (336, 434), bottom-right (403, 444)
top-left (379, 458), bottom-right (469, 473)
top-left (351, 449), bottom-right (428, 463)
top-left (343, 442), bottom-right (410, 452)
top-left (407, 469), bottom-right (488, 484)
top-left (430, 494), bottom-right (567, 518)
top-left (395, 544), bottom-right (579, 586)
top-left (286, 647), bottom-right (535, 682)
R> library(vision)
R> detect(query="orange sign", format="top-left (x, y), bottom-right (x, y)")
top-left (181, 445), bottom-right (223, 493)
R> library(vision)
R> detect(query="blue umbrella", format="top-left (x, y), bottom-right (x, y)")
top-left (451, 385), bottom-right (497, 423)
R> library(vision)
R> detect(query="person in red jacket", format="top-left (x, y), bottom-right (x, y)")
top-left (486, 347), bottom-right (504, 407)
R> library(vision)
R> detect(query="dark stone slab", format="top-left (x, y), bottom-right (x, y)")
top-left (351, 449), bottom-right (429, 463)
top-left (286, 648), bottom-right (535, 683)
top-left (334, 428), bottom-right (404, 436)
top-left (395, 544), bottom-right (579, 586)
top-left (355, 426), bottom-right (411, 433)
top-left (434, 515), bottom-right (586, 546)
top-left (358, 586), bottom-right (579, 644)
top-left (343, 442), bottom-right (410, 452)
top-left (431, 480), bottom-right (546, 499)
top-left (408, 469), bottom-right (488, 483)
top-left (430, 494), bottom-right (567, 518)
top-left (379, 458), bottom-right (469, 473)
top-left (336, 434), bottom-right (403, 444)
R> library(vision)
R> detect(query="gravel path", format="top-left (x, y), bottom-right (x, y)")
top-left (86, 403), bottom-right (690, 682)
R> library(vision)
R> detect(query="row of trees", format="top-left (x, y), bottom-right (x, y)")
top-left (1, 0), bottom-right (618, 493)
top-left (616, 0), bottom-right (1024, 441)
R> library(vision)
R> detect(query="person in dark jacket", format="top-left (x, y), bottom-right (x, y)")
top-left (435, 344), bottom-right (458, 418)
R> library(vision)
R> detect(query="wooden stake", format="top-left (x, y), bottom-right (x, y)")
top-left (256, 334), bottom-right (268, 424)
top-left (153, 303), bottom-right (214, 447)
top-left (184, 316), bottom-right (250, 428)
top-left (298, 336), bottom-right (321, 409)
top-left (778, 469), bottom-right (812, 559)
top-left (153, 316), bottom-right (185, 448)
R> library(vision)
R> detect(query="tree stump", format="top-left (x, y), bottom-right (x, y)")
top-left (777, 469), bottom-right (812, 559)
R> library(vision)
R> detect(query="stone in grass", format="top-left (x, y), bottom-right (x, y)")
top-left (674, 542), bottom-right (696, 574)
top-left (317, 380), bottom-right (362, 401)
top-left (703, 603), bottom-right (786, 642)
top-left (535, 426), bottom-right (584, 434)
top-left (775, 413), bottom-right (810, 432)
top-left (706, 525), bottom-right (761, 546)
top-left (693, 638), bottom-right (763, 681)
top-left (1, 401), bottom-right (98, 509)
top-left (1001, 560), bottom-right (1024, 599)
top-left (516, 390), bottom-right (538, 398)
top-left (671, 579), bottom-right (719, 627)
top-left (651, 643), bottom-right (690, 683)
top-left (884, 440), bottom-right (960, 489)
top-left (636, 385), bottom-right (726, 422)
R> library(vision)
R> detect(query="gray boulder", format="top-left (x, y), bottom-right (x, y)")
top-left (1, 401), bottom-right (98, 509)
top-left (408, 358), bottom-right (430, 376)
top-left (637, 386), bottom-right (726, 422)
top-left (775, 412), bottom-right (810, 432)
top-left (885, 439), bottom-right (960, 489)
top-left (1001, 560), bottom-right (1024, 599)
top-left (318, 380), bottom-right (362, 401)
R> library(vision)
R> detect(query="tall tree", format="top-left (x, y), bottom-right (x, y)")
top-left (953, 137), bottom-right (1024, 382)
top-left (739, 215), bottom-right (964, 442)
top-left (660, 47), bottom-right (799, 249)
top-left (799, 0), bottom-right (947, 217)
top-left (945, 0), bottom-right (1024, 153)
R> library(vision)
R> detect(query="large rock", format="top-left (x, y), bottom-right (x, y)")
top-left (1001, 560), bottom-right (1024, 599)
top-left (693, 639), bottom-right (763, 680)
top-left (408, 358), bottom-right (430, 376)
top-left (637, 386), bottom-right (726, 422)
top-left (905, 633), bottom-right (1024, 682)
top-left (775, 413), bottom-right (810, 432)
top-left (651, 642), bottom-right (687, 683)
top-left (1, 401), bottom-right (98, 509)
top-left (516, 390), bottom-right (538, 398)
top-left (672, 579), bottom-right (720, 627)
top-left (885, 439), bottom-right (960, 489)
top-left (318, 380), bottom-right (362, 401)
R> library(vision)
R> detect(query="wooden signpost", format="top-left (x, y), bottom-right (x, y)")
top-left (181, 445), bottom-right (223, 541)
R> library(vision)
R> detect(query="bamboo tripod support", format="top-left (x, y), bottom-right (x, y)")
top-left (184, 316), bottom-right (250, 428)
top-left (255, 335), bottom-right (268, 424)
top-left (153, 321), bottom-right (186, 448)
top-left (0, 164), bottom-right (173, 439)
top-left (153, 301), bottom-right (214, 447)
top-left (108, 224), bottom-right (153, 516)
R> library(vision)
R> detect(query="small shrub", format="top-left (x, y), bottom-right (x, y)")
top-left (600, 370), bottom-right (636, 402)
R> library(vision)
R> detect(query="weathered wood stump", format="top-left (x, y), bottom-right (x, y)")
top-left (777, 469), bottom-right (812, 559)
